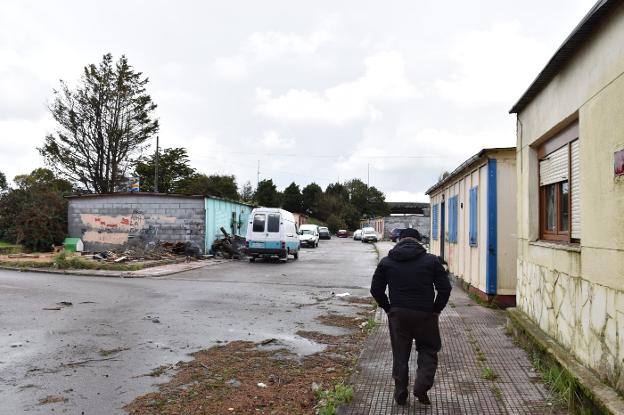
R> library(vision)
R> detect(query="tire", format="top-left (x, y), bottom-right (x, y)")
top-left (315, 242), bottom-right (318, 248)
top-left (249, 256), bottom-right (256, 262)
top-left (293, 251), bottom-right (299, 260)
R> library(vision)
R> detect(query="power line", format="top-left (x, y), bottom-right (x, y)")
top-left (193, 150), bottom-right (451, 159)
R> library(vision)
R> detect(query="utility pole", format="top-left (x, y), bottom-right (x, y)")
top-left (257, 160), bottom-right (260, 190)
top-left (154, 135), bottom-right (159, 193)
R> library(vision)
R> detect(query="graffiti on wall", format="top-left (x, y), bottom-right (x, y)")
top-left (79, 210), bottom-right (177, 246)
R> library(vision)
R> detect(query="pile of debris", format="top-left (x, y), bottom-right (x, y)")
top-left (211, 227), bottom-right (246, 260)
top-left (92, 241), bottom-right (203, 262)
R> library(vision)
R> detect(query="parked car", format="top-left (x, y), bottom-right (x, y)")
top-left (337, 229), bottom-right (349, 238)
top-left (390, 228), bottom-right (404, 242)
top-left (318, 226), bottom-right (331, 240)
top-left (298, 224), bottom-right (319, 248)
top-left (353, 229), bottom-right (362, 240)
top-left (245, 208), bottom-right (300, 262)
top-left (361, 227), bottom-right (378, 243)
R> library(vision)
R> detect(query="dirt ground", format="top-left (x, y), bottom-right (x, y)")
top-left (125, 301), bottom-right (377, 415)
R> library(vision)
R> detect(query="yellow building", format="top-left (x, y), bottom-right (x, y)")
top-left (510, 0), bottom-right (624, 394)
top-left (426, 148), bottom-right (517, 306)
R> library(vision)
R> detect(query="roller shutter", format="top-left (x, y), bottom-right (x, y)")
top-left (540, 145), bottom-right (569, 186)
top-left (571, 140), bottom-right (581, 239)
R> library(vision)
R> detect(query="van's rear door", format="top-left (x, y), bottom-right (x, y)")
top-left (248, 213), bottom-right (267, 249)
top-left (264, 212), bottom-right (282, 250)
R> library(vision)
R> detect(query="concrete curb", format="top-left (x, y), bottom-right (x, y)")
top-left (506, 307), bottom-right (624, 415)
top-left (0, 259), bottom-right (218, 279)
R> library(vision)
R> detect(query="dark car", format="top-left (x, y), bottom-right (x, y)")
top-left (318, 226), bottom-right (331, 240)
top-left (390, 228), bottom-right (404, 242)
top-left (337, 229), bottom-right (348, 238)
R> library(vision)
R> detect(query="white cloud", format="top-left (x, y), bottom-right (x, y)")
top-left (213, 25), bottom-right (335, 81)
top-left (0, 115), bottom-right (54, 182)
top-left (255, 51), bottom-right (418, 124)
top-left (386, 191), bottom-right (429, 203)
top-left (260, 130), bottom-right (296, 149)
top-left (213, 54), bottom-right (249, 81)
top-left (246, 29), bottom-right (333, 60)
top-left (434, 21), bottom-right (550, 106)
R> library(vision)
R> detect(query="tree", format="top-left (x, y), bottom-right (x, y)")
top-left (0, 169), bottom-right (71, 251)
top-left (40, 53), bottom-right (159, 193)
top-left (326, 214), bottom-right (347, 234)
top-left (180, 174), bottom-right (239, 200)
top-left (135, 147), bottom-right (195, 193)
top-left (239, 181), bottom-right (254, 203)
top-left (0, 171), bottom-right (7, 193)
top-left (325, 182), bottom-right (349, 203)
top-left (281, 182), bottom-right (303, 213)
top-left (255, 179), bottom-right (280, 207)
top-left (344, 178), bottom-right (389, 218)
top-left (316, 193), bottom-right (344, 222)
top-left (302, 182), bottom-right (323, 216)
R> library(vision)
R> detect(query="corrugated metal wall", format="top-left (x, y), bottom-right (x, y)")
top-left (204, 198), bottom-right (253, 251)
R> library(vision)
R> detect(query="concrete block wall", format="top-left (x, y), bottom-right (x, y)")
top-left (68, 195), bottom-right (205, 253)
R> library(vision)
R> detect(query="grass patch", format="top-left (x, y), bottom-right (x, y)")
top-left (147, 365), bottom-right (169, 377)
top-left (507, 319), bottom-right (601, 414)
top-left (467, 291), bottom-right (499, 309)
top-left (363, 318), bottom-right (377, 332)
top-left (315, 382), bottom-right (354, 415)
top-left (53, 252), bottom-right (144, 271)
top-left (0, 241), bottom-right (23, 254)
top-left (490, 384), bottom-right (503, 401)
top-left (481, 366), bottom-right (498, 381)
top-left (0, 260), bottom-right (54, 268)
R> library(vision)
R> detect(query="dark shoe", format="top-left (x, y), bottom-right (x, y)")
top-left (394, 390), bottom-right (408, 406)
top-left (414, 391), bottom-right (431, 405)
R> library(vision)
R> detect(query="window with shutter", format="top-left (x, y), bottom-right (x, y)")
top-left (538, 121), bottom-right (579, 243)
top-left (469, 186), bottom-right (478, 246)
top-left (448, 196), bottom-right (458, 243)
top-left (432, 204), bottom-right (439, 240)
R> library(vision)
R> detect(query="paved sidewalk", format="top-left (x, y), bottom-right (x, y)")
top-left (341, 283), bottom-right (566, 414)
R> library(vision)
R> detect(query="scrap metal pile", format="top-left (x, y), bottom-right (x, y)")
top-left (92, 241), bottom-right (203, 262)
top-left (211, 227), bottom-right (246, 260)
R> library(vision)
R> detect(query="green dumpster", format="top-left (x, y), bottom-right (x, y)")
top-left (63, 238), bottom-right (84, 252)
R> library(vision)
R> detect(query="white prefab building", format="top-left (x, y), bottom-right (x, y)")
top-left (426, 148), bottom-right (517, 306)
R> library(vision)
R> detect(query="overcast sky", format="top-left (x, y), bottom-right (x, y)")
top-left (0, 0), bottom-right (596, 201)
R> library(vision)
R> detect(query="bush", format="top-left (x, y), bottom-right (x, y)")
top-left (326, 214), bottom-right (347, 234)
top-left (0, 169), bottom-right (69, 252)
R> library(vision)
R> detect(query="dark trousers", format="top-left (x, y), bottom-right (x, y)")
top-left (388, 307), bottom-right (441, 400)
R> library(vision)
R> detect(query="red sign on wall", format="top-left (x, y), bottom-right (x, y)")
top-left (616, 148), bottom-right (624, 177)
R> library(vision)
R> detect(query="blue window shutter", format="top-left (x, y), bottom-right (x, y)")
top-left (469, 187), bottom-right (478, 246)
top-left (448, 196), bottom-right (458, 243)
top-left (432, 204), bottom-right (439, 240)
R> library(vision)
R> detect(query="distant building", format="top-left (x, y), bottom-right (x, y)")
top-left (66, 193), bottom-right (254, 253)
top-left (510, 0), bottom-right (624, 394)
top-left (292, 212), bottom-right (309, 228)
top-left (426, 148), bottom-right (517, 306)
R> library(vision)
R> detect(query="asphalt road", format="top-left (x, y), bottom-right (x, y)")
top-left (0, 237), bottom-right (379, 414)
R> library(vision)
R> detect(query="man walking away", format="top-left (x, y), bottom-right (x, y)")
top-left (370, 228), bottom-right (451, 406)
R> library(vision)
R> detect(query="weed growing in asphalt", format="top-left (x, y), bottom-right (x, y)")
top-left (315, 382), bottom-right (354, 415)
top-left (363, 318), bottom-right (377, 332)
top-left (98, 347), bottom-right (128, 357)
top-left (490, 384), bottom-right (503, 401)
top-left (481, 366), bottom-right (498, 381)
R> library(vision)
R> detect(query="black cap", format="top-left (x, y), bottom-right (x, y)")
top-left (399, 228), bottom-right (421, 240)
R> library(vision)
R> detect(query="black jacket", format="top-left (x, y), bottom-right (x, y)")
top-left (370, 239), bottom-right (451, 313)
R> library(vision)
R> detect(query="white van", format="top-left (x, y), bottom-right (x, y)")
top-left (298, 224), bottom-right (319, 248)
top-left (245, 208), bottom-right (300, 262)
